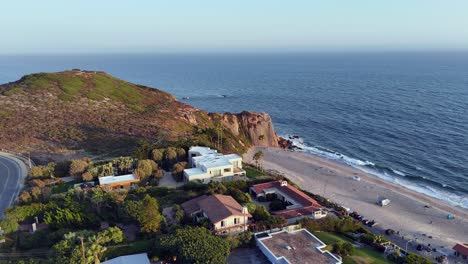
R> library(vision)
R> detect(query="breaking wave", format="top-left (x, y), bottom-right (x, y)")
top-left (283, 134), bottom-right (468, 210)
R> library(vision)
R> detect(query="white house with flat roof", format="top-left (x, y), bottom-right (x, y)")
top-left (184, 146), bottom-right (246, 183)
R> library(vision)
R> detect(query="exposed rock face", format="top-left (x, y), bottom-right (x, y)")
top-left (210, 111), bottom-right (280, 148)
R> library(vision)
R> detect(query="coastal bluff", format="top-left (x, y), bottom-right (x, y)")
top-left (0, 69), bottom-right (285, 161)
top-left (209, 111), bottom-right (285, 148)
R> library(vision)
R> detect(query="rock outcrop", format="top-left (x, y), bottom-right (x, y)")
top-left (210, 111), bottom-right (281, 148)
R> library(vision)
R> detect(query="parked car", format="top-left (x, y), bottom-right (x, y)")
top-left (368, 221), bottom-right (378, 227)
top-left (385, 229), bottom-right (396, 235)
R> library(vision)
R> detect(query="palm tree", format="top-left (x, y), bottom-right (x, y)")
top-left (253, 150), bottom-right (264, 170)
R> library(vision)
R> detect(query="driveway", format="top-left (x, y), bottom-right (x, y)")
top-left (158, 170), bottom-right (183, 188)
top-left (0, 152), bottom-right (28, 218)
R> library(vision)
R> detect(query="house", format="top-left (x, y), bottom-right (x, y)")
top-left (102, 253), bottom-right (150, 264)
top-left (453, 243), bottom-right (468, 260)
top-left (181, 194), bottom-right (251, 234)
top-left (183, 146), bottom-right (246, 183)
top-left (98, 174), bottom-right (139, 190)
top-left (250, 180), bottom-right (326, 223)
top-left (255, 228), bottom-right (342, 264)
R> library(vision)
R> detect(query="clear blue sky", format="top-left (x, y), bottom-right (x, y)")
top-left (1, 0), bottom-right (468, 54)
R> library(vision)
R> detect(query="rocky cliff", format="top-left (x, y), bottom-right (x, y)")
top-left (209, 111), bottom-right (281, 148)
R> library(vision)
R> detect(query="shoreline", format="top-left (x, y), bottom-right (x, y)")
top-left (244, 146), bottom-right (468, 249)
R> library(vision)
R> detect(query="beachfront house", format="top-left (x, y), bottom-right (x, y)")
top-left (183, 146), bottom-right (246, 183)
top-left (453, 243), bottom-right (468, 260)
top-left (98, 174), bottom-right (139, 190)
top-left (181, 194), bottom-right (251, 234)
top-left (255, 228), bottom-right (342, 264)
top-left (250, 180), bottom-right (327, 223)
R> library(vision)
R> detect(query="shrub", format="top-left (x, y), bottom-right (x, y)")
top-left (332, 241), bottom-right (354, 256)
top-left (69, 159), bottom-right (89, 179)
top-left (82, 172), bottom-right (93, 181)
top-left (269, 199), bottom-right (286, 211)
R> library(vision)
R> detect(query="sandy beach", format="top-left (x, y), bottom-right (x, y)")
top-left (245, 147), bottom-right (468, 253)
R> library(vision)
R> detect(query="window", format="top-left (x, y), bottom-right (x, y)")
top-left (221, 221), bottom-right (225, 227)
top-left (224, 168), bottom-right (231, 172)
top-left (234, 218), bottom-right (240, 224)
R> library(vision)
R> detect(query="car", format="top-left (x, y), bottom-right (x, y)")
top-left (385, 229), bottom-right (396, 235)
top-left (362, 219), bottom-right (369, 225)
top-left (416, 244), bottom-right (423, 251)
top-left (368, 221), bottom-right (378, 227)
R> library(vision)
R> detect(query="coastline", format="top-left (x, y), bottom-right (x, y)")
top-left (244, 146), bottom-right (468, 249)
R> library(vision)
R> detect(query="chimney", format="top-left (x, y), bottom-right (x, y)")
top-left (242, 206), bottom-right (249, 214)
top-left (281, 181), bottom-right (288, 187)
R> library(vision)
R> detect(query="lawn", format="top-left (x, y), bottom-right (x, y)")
top-left (313, 232), bottom-right (391, 264)
top-left (51, 180), bottom-right (78, 194)
top-left (244, 165), bottom-right (266, 179)
top-left (104, 239), bottom-right (154, 259)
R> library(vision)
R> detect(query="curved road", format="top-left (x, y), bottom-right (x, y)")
top-left (0, 153), bottom-right (28, 218)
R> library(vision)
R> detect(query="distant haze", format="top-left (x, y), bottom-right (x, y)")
top-left (1, 0), bottom-right (468, 54)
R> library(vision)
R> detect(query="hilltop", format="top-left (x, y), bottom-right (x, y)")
top-left (0, 70), bottom-right (283, 161)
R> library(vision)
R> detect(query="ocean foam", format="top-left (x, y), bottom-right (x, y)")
top-left (283, 134), bottom-right (468, 210)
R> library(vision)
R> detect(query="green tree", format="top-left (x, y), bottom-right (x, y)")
top-left (172, 162), bottom-right (187, 182)
top-left (156, 226), bottom-right (230, 264)
top-left (151, 149), bottom-right (164, 165)
top-left (0, 218), bottom-right (19, 234)
top-left (163, 147), bottom-right (178, 169)
top-left (176, 148), bottom-right (187, 161)
top-left (137, 159), bottom-right (154, 180)
top-left (124, 195), bottom-right (163, 233)
top-left (52, 227), bottom-right (124, 264)
top-left (207, 181), bottom-right (227, 195)
top-left (90, 188), bottom-right (105, 214)
top-left (332, 241), bottom-right (354, 256)
top-left (253, 150), bottom-right (264, 169)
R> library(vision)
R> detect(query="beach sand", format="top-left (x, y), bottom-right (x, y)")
top-left (245, 147), bottom-right (468, 251)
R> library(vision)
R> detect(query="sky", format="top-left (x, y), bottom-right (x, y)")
top-left (1, 0), bottom-right (468, 54)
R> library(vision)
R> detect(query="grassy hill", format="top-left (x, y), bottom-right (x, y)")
top-left (0, 70), bottom-right (257, 161)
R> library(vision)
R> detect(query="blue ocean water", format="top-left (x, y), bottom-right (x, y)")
top-left (0, 53), bottom-right (467, 209)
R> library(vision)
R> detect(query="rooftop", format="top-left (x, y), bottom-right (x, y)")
top-left (251, 181), bottom-right (323, 218)
top-left (194, 154), bottom-right (233, 168)
top-left (102, 253), bottom-right (150, 264)
top-left (98, 174), bottom-right (138, 185)
top-left (453, 243), bottom-right (468, 256)
top-left (184, 167), bottom-right (206, 177)
top-left (189, 146), bottom-right (218, 156)
top-left (257, 229), bottom-right (342, 264)
top-left (181, 194), bottom-right (251, 223)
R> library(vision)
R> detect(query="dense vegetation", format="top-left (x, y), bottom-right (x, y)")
top-left (0, 70), bottom-right (252, 160)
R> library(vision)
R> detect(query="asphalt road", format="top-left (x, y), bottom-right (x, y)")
top-left (0, 154), bottom-right (27, 218)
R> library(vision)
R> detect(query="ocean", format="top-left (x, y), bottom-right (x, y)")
top-left (0, 53), bottom-right (467, 209)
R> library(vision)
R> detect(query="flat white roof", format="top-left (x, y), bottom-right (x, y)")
top-left (102, 253), bottom-right (150, 264)
top-left (190, 146), bottom-right (217, 155)
top-left (98, 174), bottom-right (138, 185)
top-left (223, 153), bottom-right (242, 160)
top-left (184, 168), bottom-right (206, 177)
